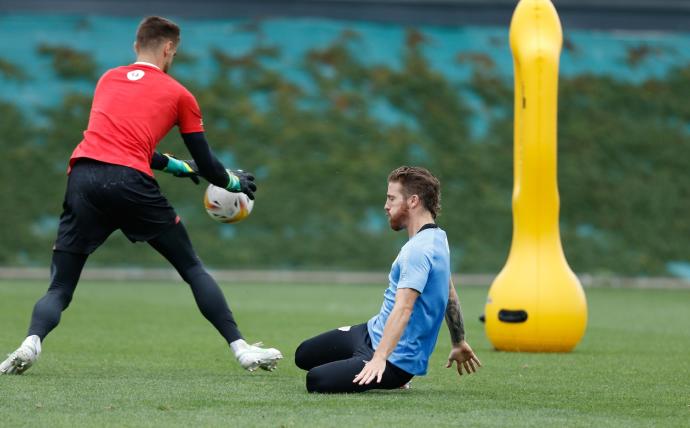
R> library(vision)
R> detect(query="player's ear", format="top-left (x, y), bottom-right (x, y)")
top-left (164, 40), bottom-right (176, 57)
top-left (133, 41), bottom-right (138, 55)
top-left (408, 194), bottom-right (420, 208)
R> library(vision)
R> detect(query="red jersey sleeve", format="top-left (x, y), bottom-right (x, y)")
top-left (178, 89), bottom-right (205, 134)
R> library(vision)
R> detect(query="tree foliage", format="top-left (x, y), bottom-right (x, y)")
top-left (2, 29), bottom-right (689, 275)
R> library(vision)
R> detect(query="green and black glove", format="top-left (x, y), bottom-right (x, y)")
top-left (226, 169), bottom-right (257, 200)
top-left (162, 154), bottom-right (200, 184)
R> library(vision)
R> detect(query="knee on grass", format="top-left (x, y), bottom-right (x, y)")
top-left (294, 341), bottom-right (312, 371)
top-left (305, 369), bottom-right (331, 393)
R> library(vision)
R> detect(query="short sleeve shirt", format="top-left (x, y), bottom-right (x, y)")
top-left (69, 63), bottom-right (204, 176)
top-left (367, 227), bottom-right (451, 376)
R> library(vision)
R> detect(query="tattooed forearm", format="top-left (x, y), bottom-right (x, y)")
top-left (445, 283), bottom-right (465, 344)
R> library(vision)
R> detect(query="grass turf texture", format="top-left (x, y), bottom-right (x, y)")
top-left (0, 280), bottom-right (688, 427)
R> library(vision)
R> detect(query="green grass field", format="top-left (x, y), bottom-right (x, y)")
top-left (1, 279), bottom-right (688, 427)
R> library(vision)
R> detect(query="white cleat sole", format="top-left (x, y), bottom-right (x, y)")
top-left (0, 354), bottom-right (34, 375)
top-left (236, 341), bottom-right (283, 372)
top-left (0, 336), bottom-right (41, 375)
top-left (244, 353), bottom-right (284, 372)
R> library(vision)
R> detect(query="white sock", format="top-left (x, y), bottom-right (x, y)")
top-left (230, 339), bottom-right (249, 357)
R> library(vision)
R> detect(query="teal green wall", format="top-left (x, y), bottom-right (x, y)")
top-left (1, 15), bottom-right (689, 276)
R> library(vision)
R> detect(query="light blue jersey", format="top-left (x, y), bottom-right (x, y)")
top-left (367, 226), bottom-right (451, 376)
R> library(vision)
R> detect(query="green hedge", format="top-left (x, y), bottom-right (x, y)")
top-left (1, 32), bottom-right (688, 275)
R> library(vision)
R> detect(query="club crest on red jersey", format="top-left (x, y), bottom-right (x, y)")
top-left (127, 70), bottom-right (145, 81)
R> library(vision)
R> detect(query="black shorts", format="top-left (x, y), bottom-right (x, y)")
top-left (295, 323), bottom-right (414, 393)
top-left (54, 158), bottom-right (179, 254)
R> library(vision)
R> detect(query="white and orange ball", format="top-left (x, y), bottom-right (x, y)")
top-left (203, 185), bottom-right (254, 223)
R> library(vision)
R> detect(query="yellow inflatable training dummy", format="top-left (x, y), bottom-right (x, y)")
top-left (485, 0), bottom-right (587, 352)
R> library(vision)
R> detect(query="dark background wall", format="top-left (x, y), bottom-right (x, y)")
top-left (2, 0), bottom-right (690, 30)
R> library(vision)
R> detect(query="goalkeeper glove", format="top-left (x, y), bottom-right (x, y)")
top-left (226, 169), bottom-right (257, 200)
top-left (163, 154), bottom-right (200, 184)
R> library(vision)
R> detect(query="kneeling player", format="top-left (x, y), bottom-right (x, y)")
top-left (295, 166), bottom-right (481, 393)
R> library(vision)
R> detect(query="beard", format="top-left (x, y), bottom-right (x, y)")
top-left (388, 204), bottom-right (409, 231)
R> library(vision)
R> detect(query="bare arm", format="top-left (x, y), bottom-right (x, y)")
top-left (445, 277), bottom-right (482, 377)
top-left (445, 277), bottom-right (465, 344)
top-left (373, 288), bottom-right (419, 359)
top-left (353, 288), bottom-right (419, 385)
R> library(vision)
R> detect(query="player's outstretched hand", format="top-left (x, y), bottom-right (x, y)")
top-left (446, 340), bottom-right (481, 377)
top-left (226, 169), bottom-right (257, 200)
top-left (163, 154), bottom-right (200, 184)
top-left (353, 355), bottom-right (387, 385)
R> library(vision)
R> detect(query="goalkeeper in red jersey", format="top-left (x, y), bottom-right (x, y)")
top-left (1, 16), bottom-right (281, 375)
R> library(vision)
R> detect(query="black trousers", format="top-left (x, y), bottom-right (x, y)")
top-left (28, 223), bottom-right (243, 344)
top-left (27, 160), bottom-right (242, 344)
top-left (295, 323), bottom-right (413, 393)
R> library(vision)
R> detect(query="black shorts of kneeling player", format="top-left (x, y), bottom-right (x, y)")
top-left (295, 323), bottom-right (414, 393)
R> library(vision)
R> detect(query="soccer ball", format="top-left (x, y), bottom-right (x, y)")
top-left (203, 185), bottom-right (254, 223)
